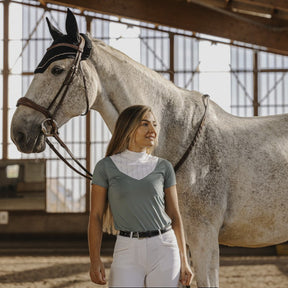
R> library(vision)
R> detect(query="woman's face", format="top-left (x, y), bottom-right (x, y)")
top-left (128, 111), bottom-right (157, 152)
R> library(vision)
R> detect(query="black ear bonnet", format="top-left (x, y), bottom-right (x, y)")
top-left (34, 33), bottom-right (92, 74)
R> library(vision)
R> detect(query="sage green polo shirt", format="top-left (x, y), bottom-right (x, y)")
top-left (92, 157), bottom-right (176, 232)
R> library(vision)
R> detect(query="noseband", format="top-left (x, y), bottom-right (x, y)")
top-left (16, 36), bottom-right (92, 180)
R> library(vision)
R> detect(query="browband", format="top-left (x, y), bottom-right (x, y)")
top-left (34, 33), bottom-right (92, 74)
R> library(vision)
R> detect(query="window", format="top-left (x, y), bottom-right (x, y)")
top-left (6, 164), bottom-right (20, 179)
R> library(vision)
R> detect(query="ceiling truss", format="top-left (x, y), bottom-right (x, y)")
top-left (35, 0), bottom-right (288, 55)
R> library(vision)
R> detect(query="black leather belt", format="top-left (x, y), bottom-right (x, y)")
top-left (119, 226), bottom-right (172, 238)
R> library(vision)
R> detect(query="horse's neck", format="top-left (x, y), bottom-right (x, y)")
top-left (91, 41), bottom-right (180, 107)
top-left (90, 40), bottom-right (206, 162)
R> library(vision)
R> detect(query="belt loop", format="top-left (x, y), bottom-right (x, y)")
top-left (158, 229), bottom-right (163, 239)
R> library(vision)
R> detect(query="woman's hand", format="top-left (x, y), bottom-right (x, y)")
top-left (90, 259), bottom-right (107, 285)
top-left (180, 261), bottom-right (193, 286)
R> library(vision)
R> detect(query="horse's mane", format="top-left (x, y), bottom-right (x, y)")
top-left (90, 37), bottom-right (180, 93)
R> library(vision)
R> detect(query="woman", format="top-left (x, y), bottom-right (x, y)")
top-left (88, 105), bottom-right (193, 287)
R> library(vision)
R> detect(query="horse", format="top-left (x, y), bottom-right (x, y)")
top-left (10, 9), bottom-right (288, 288)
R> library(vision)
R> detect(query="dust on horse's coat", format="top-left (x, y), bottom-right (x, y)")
top-left (10, 10), bottom-right (288, 288)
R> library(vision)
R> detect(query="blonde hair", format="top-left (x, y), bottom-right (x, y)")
top-left (106, 105), bottom-right (157, 157)
top-left (102, 105), bottom-right (158, 234)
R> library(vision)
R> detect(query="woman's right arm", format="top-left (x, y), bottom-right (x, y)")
top-left (88, 184), bottom-right (108, 285)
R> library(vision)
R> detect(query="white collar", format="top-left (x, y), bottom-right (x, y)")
top-left (121, 149), bottom-right (149, 161)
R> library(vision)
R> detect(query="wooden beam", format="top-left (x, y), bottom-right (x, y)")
top-left (37, 0), bottom-right (47, 7)
top-left (228, 1), bottom-right (288, 21)
top-left (42, 0), bottom-right (288, 54)
top-left (84, 17), bottom-right (93, 215)
top-left (189, 0), bottom-right (288, 12)
top-left (253, 51), bottom-right (259, 116)
top-left (169, 33), bottom-right (174, 83)
top-left (0, 211), bottom-right (89, 234)
top-left (234, 0), bottom-right (288, 12)
top-left (188, 0), bottom-right (288, 22)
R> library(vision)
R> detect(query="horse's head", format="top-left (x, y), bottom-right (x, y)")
top-left (11, 9), bottom-right (99, 153)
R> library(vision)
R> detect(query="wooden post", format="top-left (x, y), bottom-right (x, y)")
top-left (85, 15), bottom-right (93, 213)
top-left (169, 32), bottom-right (174, 83)
top-left (3, 0), bottom-right (9, 159)
top-left (253, 51), bottom-right (259, 116)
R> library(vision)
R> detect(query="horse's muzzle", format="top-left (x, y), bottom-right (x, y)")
top-left (11, 125), bottom-right (46, 153)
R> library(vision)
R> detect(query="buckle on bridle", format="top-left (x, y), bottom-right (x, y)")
top-left (41, 118), bottom-right (58, 136)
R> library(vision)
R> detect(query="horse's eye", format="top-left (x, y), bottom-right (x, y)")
top-left (51, 66), bottom-right (64, 75)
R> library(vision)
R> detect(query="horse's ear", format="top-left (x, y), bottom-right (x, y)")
top-left (46, 18), bottom-right (64, 40)
top-left (66, 9), bottom-right (80, 44)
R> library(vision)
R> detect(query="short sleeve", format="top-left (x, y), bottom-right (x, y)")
top-left (164, 160), bottom-right (177, 188)
top-left (92, 159), bottom-right (108, 188)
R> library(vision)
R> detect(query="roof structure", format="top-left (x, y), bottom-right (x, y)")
top-left (36, 0), bottom-right (288, 55)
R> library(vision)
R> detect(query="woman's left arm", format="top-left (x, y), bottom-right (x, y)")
top-left (165, 185), bottom-right (193, 286)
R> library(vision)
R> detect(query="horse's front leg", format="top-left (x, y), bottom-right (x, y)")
top-left (187, 225), bottom-right (220, 288)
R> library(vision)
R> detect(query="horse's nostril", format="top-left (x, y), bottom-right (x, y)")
top-left (15, 131), bottom-right (26, 144)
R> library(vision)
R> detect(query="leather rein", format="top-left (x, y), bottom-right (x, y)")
top-left (173, 94), bottom-right (209, 173)
top-left (16, 34), bottom-right (209, 179)
top-left (17, 36), bottom-right (93, 180)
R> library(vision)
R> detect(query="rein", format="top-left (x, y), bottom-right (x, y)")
top-left (17, 36), bottom-right (92, 180)
top-left (174, 94), bottom-right (209, 173)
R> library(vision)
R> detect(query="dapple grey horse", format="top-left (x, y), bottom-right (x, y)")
top-left (11, 10), bottom-right (288, 287)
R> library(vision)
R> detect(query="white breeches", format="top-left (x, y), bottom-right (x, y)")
top-left (109, 229), bottom-right (181, 287)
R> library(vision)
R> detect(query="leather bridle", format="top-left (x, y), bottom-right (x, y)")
top-left (16, 36), bottom-right (92, 180)
top-left (173, 94), bottom-right (209, 173)
top-left (16, 33), bottom-right (209, 179)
